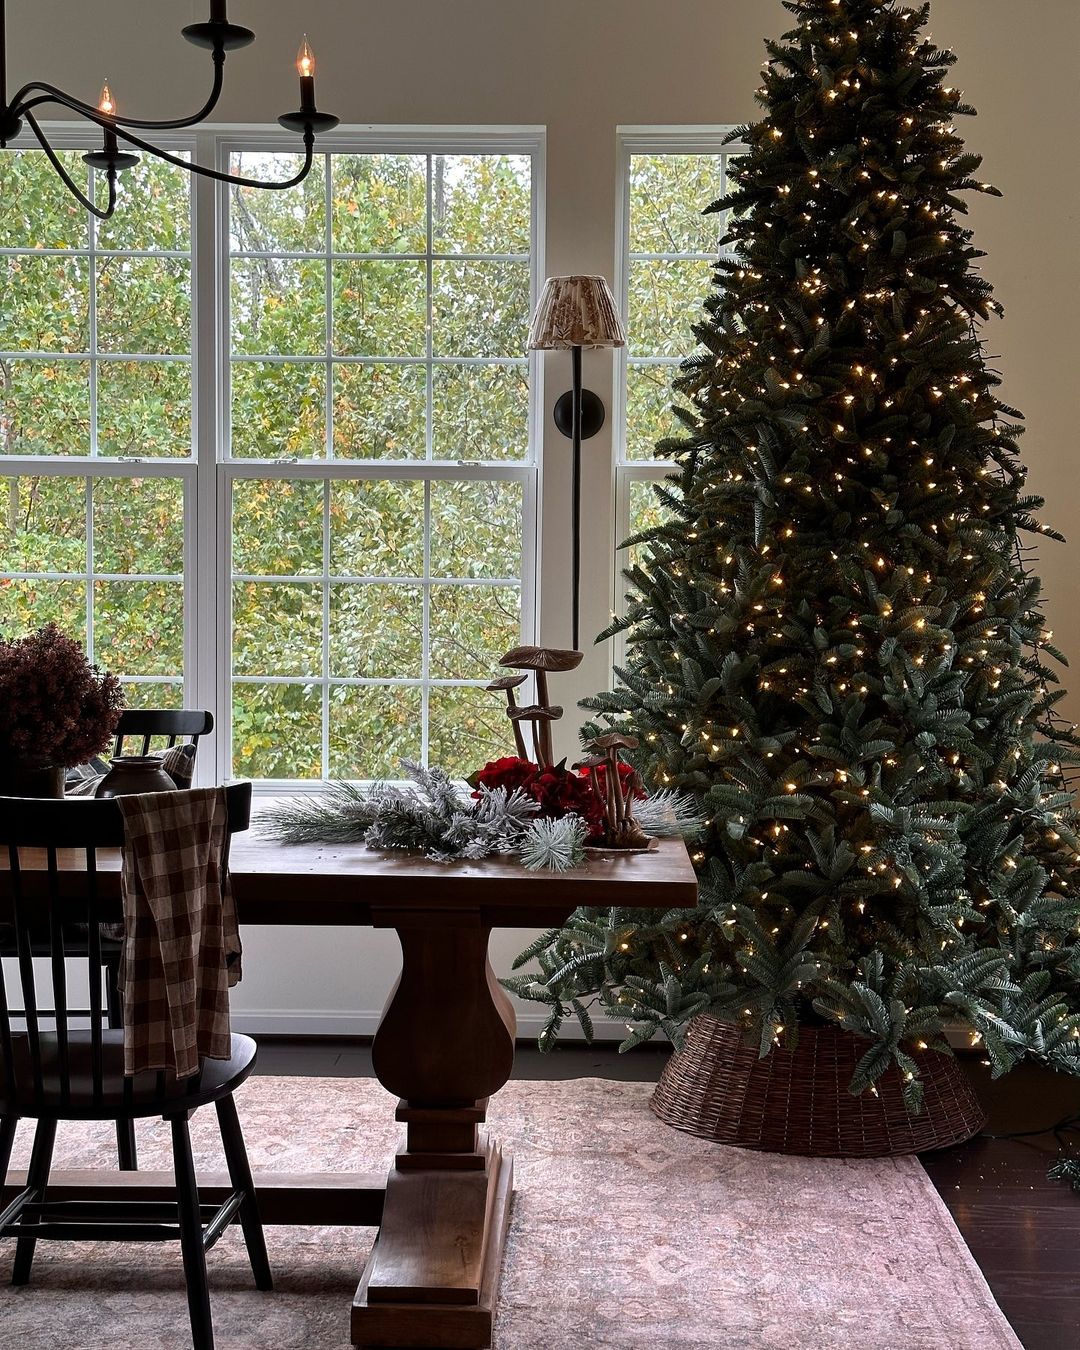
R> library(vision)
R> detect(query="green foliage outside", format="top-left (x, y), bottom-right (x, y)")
top-left (0, 146), bottom-right (533, 777)
top-left (517, 0), bottom-right (1080, 1103)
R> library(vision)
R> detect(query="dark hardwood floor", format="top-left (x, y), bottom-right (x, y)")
top-left (254, 1038), bottom-right (1079, 1350)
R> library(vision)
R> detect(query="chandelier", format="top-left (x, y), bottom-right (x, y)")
top-left (0, 0), bottom-right (339, 219)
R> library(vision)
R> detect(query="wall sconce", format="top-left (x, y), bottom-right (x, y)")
top-left (528, 275), bottom-right (627, 651)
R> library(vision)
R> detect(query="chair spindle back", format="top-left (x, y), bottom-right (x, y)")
top-left (0, 782), bottom-right (250, 1112)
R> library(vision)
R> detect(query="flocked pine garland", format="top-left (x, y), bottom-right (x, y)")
top-left (261, 760), bottom-right (700, 871)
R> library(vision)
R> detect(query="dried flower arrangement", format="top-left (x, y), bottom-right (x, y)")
top-left (0, 623), bottom-right (124, 770)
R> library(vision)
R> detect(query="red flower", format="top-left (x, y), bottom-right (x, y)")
top-left (474, 756), bottom-right (539, 796)
top-left (473, 754), bottom-right (643, 843)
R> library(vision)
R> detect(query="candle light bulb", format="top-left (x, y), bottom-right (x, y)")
top-left (98, 81), bottom-right (115, 116)
top-left (296, 36), bottom-right (315, 79)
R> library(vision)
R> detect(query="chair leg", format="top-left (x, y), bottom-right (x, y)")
top-left (12, 1119), bottom-right (57, 1286)
top-left (215, 1095), bottom-right (272, 1291)
top-left (171, 1114), bottom-right (215, 1350)
top-left (115, 1120), bottom-right (138, 1172)
top-left (0, 1117), bottom-right (15, 1188)
top-left (104, 954), bottom-right (138, 1171)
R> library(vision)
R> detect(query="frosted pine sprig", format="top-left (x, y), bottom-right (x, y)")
top-left (519, 815), bottom-right (589, 872)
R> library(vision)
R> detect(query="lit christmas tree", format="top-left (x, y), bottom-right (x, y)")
top-left (512, 0), bottom-right (1080, 1103)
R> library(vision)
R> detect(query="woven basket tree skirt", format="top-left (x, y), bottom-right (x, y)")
top-left (651, 1014), bottom-right (986, 1157)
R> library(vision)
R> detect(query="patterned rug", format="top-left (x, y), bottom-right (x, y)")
top-left (0, 1076), bottom-right (1019, 1349)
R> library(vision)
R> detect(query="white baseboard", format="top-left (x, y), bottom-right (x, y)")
top-left (232, 1010), bottom-right (975, 1051)
top-left (230, 1008), bottom-right (627, 1042)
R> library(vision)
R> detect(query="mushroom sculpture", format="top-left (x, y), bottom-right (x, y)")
top-left (493, 645), bottom-right (583, 768)
top-left (582, 731), bottom-right (650, 849)
top-left (485, 674), bottom-right (529, 758)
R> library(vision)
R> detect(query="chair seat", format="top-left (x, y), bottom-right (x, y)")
top-left (1, 1030), bottom-right (257, 1120)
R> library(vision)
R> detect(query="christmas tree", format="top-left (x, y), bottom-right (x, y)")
top-left (511, 0), bottom-right (1080, 1102)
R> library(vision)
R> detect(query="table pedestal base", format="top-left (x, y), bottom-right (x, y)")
top-left (351, 1134), bottom-right (513, 1349)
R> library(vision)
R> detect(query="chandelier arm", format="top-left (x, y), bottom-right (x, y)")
top-left (12, 55), bottom-right (226, 132)
top-left (15, 91), bottom-right (315, 191)
top-left (24, 110), bottom-right (116, 220)
top-left (107, 119), bottom-right (317, 189)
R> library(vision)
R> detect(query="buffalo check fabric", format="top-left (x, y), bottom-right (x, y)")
top-left (117, 787), bottom-right (242, 1079)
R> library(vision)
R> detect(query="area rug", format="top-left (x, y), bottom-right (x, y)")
top-left (0, 1076), bottom-right (1019, 1350)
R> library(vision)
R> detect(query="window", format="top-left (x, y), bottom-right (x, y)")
top-left (614, 131), bottom-right (743, 587)
top-left (0, 145), bottom-right (193, 707)
top-left (0, 131), bottom-right (541, 782)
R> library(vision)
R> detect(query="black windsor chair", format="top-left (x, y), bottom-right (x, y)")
top-left (0, 780), bottom-right (271, 1350)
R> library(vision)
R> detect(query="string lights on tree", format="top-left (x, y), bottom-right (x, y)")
top-left (514, 0), bottom-right (1080, 1098)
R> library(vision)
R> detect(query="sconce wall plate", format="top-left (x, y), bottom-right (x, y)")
top-left (553, 388), bottom-right (605, 440)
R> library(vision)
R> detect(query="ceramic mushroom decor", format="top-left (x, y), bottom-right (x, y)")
top-left (580, 732), bottom-right (651, 850)
top-left (492, 646), bottom-right (583, 768)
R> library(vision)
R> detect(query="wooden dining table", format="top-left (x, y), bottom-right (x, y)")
top-left (0, 801), bottom-right (699, 1348)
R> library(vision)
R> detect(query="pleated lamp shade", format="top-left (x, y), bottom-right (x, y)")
top-left (528, 275), bottom-right (627, 350)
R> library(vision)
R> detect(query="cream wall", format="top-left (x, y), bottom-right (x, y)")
top-left (8, 0), bottom-right (1079, 1036)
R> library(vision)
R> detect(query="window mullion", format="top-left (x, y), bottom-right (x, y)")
top-left (192, 129), bottom-right (223, 783)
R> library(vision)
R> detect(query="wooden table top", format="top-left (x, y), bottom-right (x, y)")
top-left (0, 799), bottom-right (699, 928)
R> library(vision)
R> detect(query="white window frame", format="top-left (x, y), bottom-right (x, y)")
top-left (1, 125), bottom-right (546, 790)
top-left (0, 126), bottom-right (197, 706)
top-left (612, 127), bottom-right (745, 662)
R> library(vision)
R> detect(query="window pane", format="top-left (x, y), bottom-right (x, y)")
top-left (329, 583), bottom-right (423, 679)
top-left (92, 476), bottom-right (184, 576)
top-left (121, 679), bottom-right (185, 710)
top-left (0, 475), bottom-right (86, 572)
top-left (332, 260), bottom-right (426, 357)
top-left (0, 360), bottom-right (92, 456)
top-left (428, 684), bottom-right (514, 777)
top-left (431, 364), bottom-right (528, 462)
top-left (627, 258), bottom-right (710, 358)
top-left (331, 154), bottom-right (427, 255)
top-left (94, 580), bottom-right (183, 676)
top-left (97, 257), bottom-right (191, 355)
top-left (430, 480), bottom-right (522, 579)
top-left (232, 478), bottom-right (324, 577)
top-left (333, 362), bottom-right (426, 459)
top-left (232, 682), bottom-right (322, 780)
top-left (433, 155), bottom-right (531, 255)
top-left (0, 579), bottom-right (86, 642)
top-left (626, 363), bottom-right (680, 461)
top-left (428, 584), bottom-right (520, 680)
top-left (329, 684), bottom-right (423, 778)
top-left (231, 361), bottom-right (326, 459)
top-left (0, 149), bottom-right (88, 249)
top-left (628, 480), bottom-right (669, 542)
top-left (0, 255), bottom-right (89, 352)
top-left (229, 153), bottom-right (326, 254)
top-left (93, 475), bottom-right (183, 575)
top-left (432, 260), bottom-right (529, 357)
top-left (232, 581), bottom-right (322, 676)
top-left (231, 257), bottom-right (326, 356)
top-left (330, 480), bottom-right (424, 577)
top-left (629, 154), bottom-right (723, 255)
top-left (98, 154), bottom-right (192, 253)
top-left (97, 361), bottom-right (192, 458)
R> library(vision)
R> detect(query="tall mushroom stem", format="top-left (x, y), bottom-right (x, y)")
top-left (607, 750), bottom-right (623, 831)
top-left (599, 756), bottom-right (615, 837)
top-left (506, 693), bottom-right (528, 759)
top-left (534, 669), bottom-right (553, 766)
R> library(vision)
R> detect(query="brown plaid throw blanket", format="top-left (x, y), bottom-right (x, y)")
top-left (117, 787), bottom-right (242, 1079)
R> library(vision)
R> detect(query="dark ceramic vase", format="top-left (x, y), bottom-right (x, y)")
top-left (0, 761), bottom-right (67, 798)
top-left (95, 756), bottom-right (176, 798)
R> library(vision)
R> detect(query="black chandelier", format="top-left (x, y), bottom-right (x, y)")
top-left (0, 0), bottom-right (339, 220)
